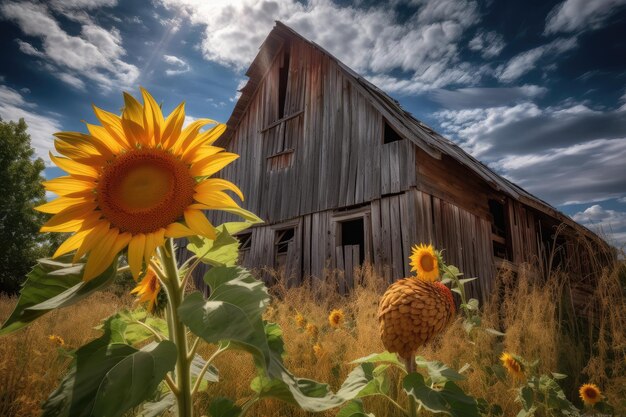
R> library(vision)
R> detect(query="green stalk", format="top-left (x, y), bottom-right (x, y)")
top-left (160, 239), bottom-right (193, 417)
top-left (404, 355), bottom-right (418, 417)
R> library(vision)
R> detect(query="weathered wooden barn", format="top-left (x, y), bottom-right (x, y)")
top-left (205, 22), bottom-right (609, 301)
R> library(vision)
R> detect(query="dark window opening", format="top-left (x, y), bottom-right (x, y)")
top-left (278, 50), bottom-right (290, 119)
top-left (340, 218), bottom-right (365, 264)
top-left (237, 232), bottom-right (252, 251)
top-left (274, 228), bottom-right (295, 269)
top-left (489, 199), bottom-right (510, 260)
top-left (237, 232), bottom-right (252, 264)
top-left (383, 119), bottom-right (403, 144)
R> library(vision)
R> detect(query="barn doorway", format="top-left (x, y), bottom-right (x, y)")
top-left (333, 207), bottom-right (372, 292)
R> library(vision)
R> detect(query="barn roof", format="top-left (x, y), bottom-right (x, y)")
top-left (222, 21), bottom-right (601, 241)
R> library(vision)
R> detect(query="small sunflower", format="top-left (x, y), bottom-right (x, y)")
top-left (313, 343), bottom-right (323, 359)
top-left (500, 352), bottom-right (524, 380)
top-left (579, 383), bottom-right (602, 406)
top-left (48, 334), bottom-right (65, 347)
top-left (37, 88), bottom-right (246, 281)
top-left (328, 309), bottom-right (345, 328)
top-left (131, 267), bottom-right (161, 311)
top-left (306, 323), bottom-right (318, 338)
top-left (409, 244), bottom-right (439, 281)
top-left (295, 312), bottom-right (306, 329)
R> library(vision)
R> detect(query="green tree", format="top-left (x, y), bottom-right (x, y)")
top-left (0, 117), bottom-right (53, 294)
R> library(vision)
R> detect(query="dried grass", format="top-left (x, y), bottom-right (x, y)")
top-left (0, 258), bottom-right (624, 416)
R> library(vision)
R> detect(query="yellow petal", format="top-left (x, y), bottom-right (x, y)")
top-left (83, 229), bottom-right (119, 281)
top-left (185, 145), bottom-right (223, 164)
top-left (181, 123), bottom-right (226, 161)
top-left (40, 203), bottom-right (98, 232)
top-left (110, 232), bottom-right (132, 259)
top-left (35, 196), bottom-right (93, 214)
top-left (128, 234), bottom-right (146, 280)
top-left (189, 152), bottom-right (239, 177)
top-left (184, 209), bottom-right (216, 239)
top-left (122, 92), bottom-right (146, 146)
top-left (161, 102), bottom-right (186, 148)
top-left (53, 228), bottom-right (92, 258)
top-left (92, 105), bottom-right (131, 151)
top-left (141, 87), bottom-right (164, 146)
top-left (144, 229), bottom-right (165, 265)
top-left (74, 221), bottom-right (110, 262)
top-left (86, 124), bottom-right (125, 153)
top-left (123, 92), bottom-right (144, 126)
top-left (171, 119), bottom-right (215, 155)
top-left (195, 178), bottom-right (244, 201)
top-left (194, 190), bottom-right (240, 209)
top-left (164, 222), bottom-right (195, 238)
top-left (54, 131), bottom-right (113, 161)
top-left (43, 177), bottom-right (95, 197)
top-left (49, 154), bottom-right (99, 179)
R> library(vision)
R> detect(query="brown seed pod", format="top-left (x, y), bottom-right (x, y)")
top-left (378, 278), bottom-right (455, 360)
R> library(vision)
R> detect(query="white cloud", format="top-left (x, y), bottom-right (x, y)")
top-left (158, 0), bottom-right (482, 92)
top-left (15, 39), bottom-right (45, 57)
top-left (545, 0), bottom-right (626, 34)
top-left (572, 204), bottom-right (626, 247)
top-left (1, 1), bottom-right (139, 90)
top-left (49, 0), bottom-right (117, 10)
top-left (468, 30), bottom-right (505, 58)
top-left (56, 73), bottom-right (86, 90)
top-left (163, 54), bottom-right (190, 76)
top-left (0, 85), bottom-right (62, 163)
top-left (618, 197), bottom-right (626, 203)
top-left (496, 37), bottom-right (578, 82)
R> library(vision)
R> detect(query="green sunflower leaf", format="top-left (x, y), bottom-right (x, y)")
top-left (0, 255), bottom-right (118, 336)
top-left (41, 316), bottom-right (177, 417)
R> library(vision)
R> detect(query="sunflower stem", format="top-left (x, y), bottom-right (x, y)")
top-left (160, 239), bottom-right (194, 417)
top-left (404, 355), bottom-right (418, 417)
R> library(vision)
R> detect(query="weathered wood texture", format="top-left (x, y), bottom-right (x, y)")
top-left (214, 39), bottom-right (416, 226)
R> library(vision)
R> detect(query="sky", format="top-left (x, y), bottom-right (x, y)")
top-left (0, 0), bottom-right (625, 248)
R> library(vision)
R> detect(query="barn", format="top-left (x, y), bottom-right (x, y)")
top-left (203, 22), bottom-right (609, 301)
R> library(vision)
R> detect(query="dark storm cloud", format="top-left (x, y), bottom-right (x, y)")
top-left (486, 107), bottom-right (626, 155)
top-left (429, 85), bottom-right (547, 109)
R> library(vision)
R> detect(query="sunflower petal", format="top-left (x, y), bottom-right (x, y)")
top-left (122, 92), bottom-right (146, 146)
top-left (184, 209), bottom-right (216, 239)
top-left (141, 87), bottom-right (164, 146)
top-left (180, 123), bottom-right (226, 161)
top-left (35, 196), bottom-right (93, 214)
top-left (194, 190), bottom-right (240, 209)
top-left (53, 229), bottom-right (92, 258)
top-left (86, 124), bottom-right (125, 153)
top-left (128, 234), bottom-right (146, 280)
top-left (161, 102), bottom-right (186, 148)
top-left (83, 228), bottom-right (119, 281)
top-left (189, 152), bottom-right (239, 177)
top-left (43, 176), bottom-right (95, 197)
top-left (54, 131), bottom-right (113, 161)
top-left (171, 119), bottom-right (216, 155)
top-left (195, 178), bottom-right (244, 201)
top-left (49, 154), bottom-right (99, 179)
top-left (164, 222), bottom-right (195, 238)
top-left (185, 145), bottom-right (223, 164)
top-left (74, 221), bottom-right (110, 262)
top-left (40, 203), bottom-right (99, 232)
top-left (92, 105), bottom-right (129, 149)
top-left (144, 229), bottom-right (165, 265)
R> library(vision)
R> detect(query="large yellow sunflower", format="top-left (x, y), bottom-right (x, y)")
top-left (409, 244), bottom-right (439, 281)
top-left (37, 88), bottom-right (245, 280)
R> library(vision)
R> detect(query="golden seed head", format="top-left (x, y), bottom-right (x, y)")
top-left (378, 278), bottom-right (455, 360)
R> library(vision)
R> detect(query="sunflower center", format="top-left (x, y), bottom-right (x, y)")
top-left (420, 254), bottom-right (435, 272)
top-left (584, 388), bottom-right (597, 399)
top-left (97, 149), bottom-right (195, 234)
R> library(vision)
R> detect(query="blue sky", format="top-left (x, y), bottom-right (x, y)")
top-left (0, 0), bottom-right (625, 248)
